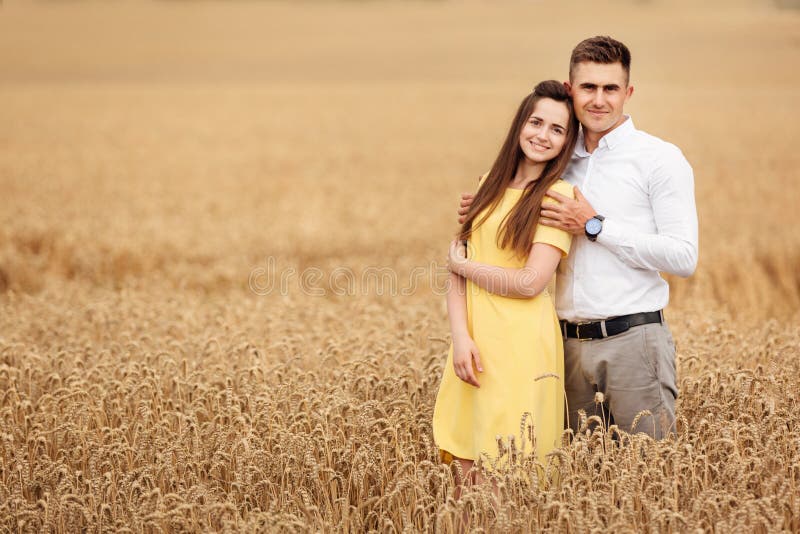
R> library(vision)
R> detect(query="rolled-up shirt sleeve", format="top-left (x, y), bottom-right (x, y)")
top-left (596, 147), bottom-right (698, 277)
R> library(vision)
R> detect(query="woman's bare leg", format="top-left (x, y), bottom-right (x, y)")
top-left (451, 457), bottom-right (474, 532)
top-left (473, 469), bottom-right (500, 510)
top-left (452, 457), bottom-right (474, 500)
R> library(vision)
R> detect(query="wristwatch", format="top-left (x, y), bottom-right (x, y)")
top-left (585, 215), bottom-right (605, 242)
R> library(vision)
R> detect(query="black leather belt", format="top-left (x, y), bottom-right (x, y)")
top-left (560, 310), bottom-right (663, 340)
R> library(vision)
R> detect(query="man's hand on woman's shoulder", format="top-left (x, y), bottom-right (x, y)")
top-left (541, 186), bottom-right (597, 235)
top-left (457, 193), bottom-right (474, 225)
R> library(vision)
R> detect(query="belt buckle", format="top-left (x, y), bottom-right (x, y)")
top-left (576, 321), bottom-right (592, 341)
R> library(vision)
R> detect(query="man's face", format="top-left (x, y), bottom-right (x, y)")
top-left (566, 61), bottom-right (633, 136)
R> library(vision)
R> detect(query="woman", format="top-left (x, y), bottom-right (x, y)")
top-left (432, 80), bottom-right (579, 486)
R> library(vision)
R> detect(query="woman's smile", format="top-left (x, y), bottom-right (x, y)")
top-left (530, 141), bottom-right (551, 151)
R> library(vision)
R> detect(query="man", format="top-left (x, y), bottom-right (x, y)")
top-left (458, 36), bottom-right (698, 438)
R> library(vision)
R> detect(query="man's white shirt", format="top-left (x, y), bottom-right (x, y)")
top-left (557, 116), bottom-right (698, 322)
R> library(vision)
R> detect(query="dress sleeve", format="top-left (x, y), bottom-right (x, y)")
top-left (532, 180), bottom-right (574, 257)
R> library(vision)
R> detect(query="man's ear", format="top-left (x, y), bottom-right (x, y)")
top-left (625, 84), bottom-right (634, 102)
top-left (563, 80), bottom-right (573, 94)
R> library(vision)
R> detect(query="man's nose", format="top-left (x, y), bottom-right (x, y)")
top-left (592, 89), bottom-right (604, 107)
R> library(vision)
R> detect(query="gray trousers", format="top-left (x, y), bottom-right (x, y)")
top-left (563, 321), bottom-right (678, 439)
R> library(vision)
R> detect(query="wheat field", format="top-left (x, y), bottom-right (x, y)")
top-left (1, 0), bottom-right (799, 532)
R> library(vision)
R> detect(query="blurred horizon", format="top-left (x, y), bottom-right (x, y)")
top-left (2, 0), bottom-right (798, 86)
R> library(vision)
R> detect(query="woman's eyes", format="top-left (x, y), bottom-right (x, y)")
top-left (529, 120), bottom-right (563, 135)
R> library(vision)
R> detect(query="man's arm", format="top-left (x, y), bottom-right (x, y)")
top-left (541, 150), bottom-right (698, 278)
top-left (596, 150), bottom-right (698, 277)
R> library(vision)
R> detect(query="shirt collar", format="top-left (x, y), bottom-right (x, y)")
top-left (574, 128), bottom-right (590, 158)
top-left (574, 115), bottom-right (635, 157)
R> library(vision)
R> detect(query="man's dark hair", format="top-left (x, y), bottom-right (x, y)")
top-left (569, 36), bottom-right (632, 83)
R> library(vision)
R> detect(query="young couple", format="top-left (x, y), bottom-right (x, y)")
top-left (432, 36), bottom-right (699, 483)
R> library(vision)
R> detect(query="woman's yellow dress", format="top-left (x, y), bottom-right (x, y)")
top-left (433, 179), bottom-right (574, 469)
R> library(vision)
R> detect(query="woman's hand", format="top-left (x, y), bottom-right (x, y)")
top-left (447, 240), bottom-right (468, 275)
top-left (452, 334), bottom-right (483, 387)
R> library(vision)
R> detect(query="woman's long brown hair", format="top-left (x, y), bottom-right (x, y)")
top-left (459, 80), bottom-right (579, 258)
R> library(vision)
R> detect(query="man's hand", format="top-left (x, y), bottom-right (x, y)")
top-left (452, 334), bottom-right (482, 387)
top-left (541, 186), bottom-right (598, 235)
top-left (457, 193), bottom-right (474, 225)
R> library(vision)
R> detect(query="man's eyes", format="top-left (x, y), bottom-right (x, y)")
top-left (582, 85), bottom-right (619, 92)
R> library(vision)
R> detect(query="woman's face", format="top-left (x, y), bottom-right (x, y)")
top-left (518, 98), bottom-right (570, 164)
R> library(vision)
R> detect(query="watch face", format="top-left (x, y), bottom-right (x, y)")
top-left (586, 217), bottom-right (602, 235)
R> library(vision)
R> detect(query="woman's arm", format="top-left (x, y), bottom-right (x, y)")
top-left (448, 240), bottom-right (562, 299)
top-left (446, 271), bottom-right (483, 387)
